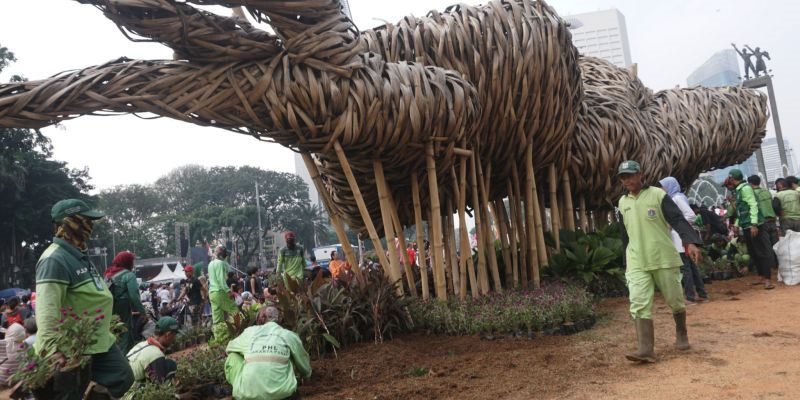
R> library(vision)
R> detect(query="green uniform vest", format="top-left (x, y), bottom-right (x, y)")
top-left (34, 238), bottom-right (115, 355)
top-left (208, 259), bottom-right (230, 293)
top-left (126, 341), bottom-right (165, 382)
top-left (777, 189), bottom-right (800, 220)
top-left (618, 187), bottom-right (682, 271)
top-left (734, 183), bottom-right (763, 228)
top-left (753, 187), bottom-right (777, 219)
top-left (277, 246), bottom-right (305, 280)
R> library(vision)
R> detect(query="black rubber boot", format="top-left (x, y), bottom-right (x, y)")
top-left (625, 318), bottom-right (656, 363)
top-left (674, 311), bottom-right (690, 350)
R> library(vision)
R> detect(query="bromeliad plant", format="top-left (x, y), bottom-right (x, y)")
top-left (545, 225), bottom-right (626, 295)
top-left (10, 308), bottom-right (105, 391)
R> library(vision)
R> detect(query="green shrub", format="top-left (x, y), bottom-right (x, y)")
top-left (409, 282), bottom-right (594, 336)
top-left (545, 225), bottom-right (626, 294)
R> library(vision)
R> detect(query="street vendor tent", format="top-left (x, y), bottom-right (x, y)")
top-left (148, 262), bottom-right (182, 283)
top-left (173, 262), bottom-right (187, 280)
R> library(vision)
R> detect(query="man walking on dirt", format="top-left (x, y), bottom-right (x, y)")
top-left (617, 161), bottom-right (703, 363)
top-left (208, 245), bottom-right (239, 344)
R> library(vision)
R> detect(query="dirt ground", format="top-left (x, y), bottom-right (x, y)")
top-left (302, 276), bottom-right (800, 400)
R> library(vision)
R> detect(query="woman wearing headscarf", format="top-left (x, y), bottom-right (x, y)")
top-left (105, 251), bottom-right (147, 353)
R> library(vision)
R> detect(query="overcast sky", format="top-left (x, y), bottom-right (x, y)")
top-left (1, 0), bottom-right (797, 191)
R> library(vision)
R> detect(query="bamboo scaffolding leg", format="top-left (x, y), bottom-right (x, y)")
top-left (478, 162), bottom-right (502, 292)
top-left (511, 163), bottom-right (529, 290)
top-left (492, 200), bottom-right (513, 288)
top-left (562, 172), bottom-right (576, 231)
top-left (469, 153), bottom-right (489, 294)
top-left (373, 160), bottom-right (404, 294)
top-left (410, 176), bottom-right (430, 300)
top-left (425, 142), bottom-right (447, 300)
top-left (524, 144), bottom-right (542, 288)
top-left (578, 196), bottom-right (589, 232)
top-left (388, 194), bottom-right (417, 297)
top-left (506, 181), bottom-right (520, 288)
top-left (456, 158), bottom-right (478, 299)
top-left (333, 142), bottom-right (394, 289)
top-left (548, 164), bottom-right (561, 251)
top-left (446, 202), bottom-right (461, 298)
top-left (300, 152), bottom-right (362, 282)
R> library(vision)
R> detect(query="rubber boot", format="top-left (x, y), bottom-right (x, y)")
top-left (625, 318), bottom-right (656, 363)
top-left (674, 311), bottom-right (690, 350)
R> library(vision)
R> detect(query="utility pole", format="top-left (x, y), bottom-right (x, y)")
top-left (255, 181), bottom-right (265, 270)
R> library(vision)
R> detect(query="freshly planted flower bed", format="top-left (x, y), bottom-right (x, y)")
top-left (409, 282), bottom-right (595, 338)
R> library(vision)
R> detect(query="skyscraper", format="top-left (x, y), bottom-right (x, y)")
top-left (687, 50), bottom-right (758, 183)
top-left (564, 9), bottom-right (633, 68)
top-left (761, 137), bottom-right (797, 184)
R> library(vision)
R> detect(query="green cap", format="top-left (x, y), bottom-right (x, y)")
top-left (51, 199), bottom-right (105, 222)
top-left (617, 160), bottom-right (641, 175)
top-left (728, 169), bottom-right (744, 181)
top-left (155, 317), bottom-right (180, 334)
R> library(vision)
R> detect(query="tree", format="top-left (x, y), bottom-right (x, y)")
top-left (0, 44), bottom-right (94, 287)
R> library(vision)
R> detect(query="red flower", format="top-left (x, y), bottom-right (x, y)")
top-left (95, 308), bottom-right (103, 314)
top-left (95, 314), bottom-right (105, 321)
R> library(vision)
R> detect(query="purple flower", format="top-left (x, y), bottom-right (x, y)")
top-left (58, 319), bottom-right (64, 324)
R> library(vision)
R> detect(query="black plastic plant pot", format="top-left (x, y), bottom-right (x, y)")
top-left (560, 323), bottom-right (576, 335)
top-left (712, 271), bottom-right (724, 280)
top-left (34, 361), bottom-right (92, 400)
top-left (722, 271), bottom-right (733, 280)
top-left (703, 277), bottom-right (713, 284)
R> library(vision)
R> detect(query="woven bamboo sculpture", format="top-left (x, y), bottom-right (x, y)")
top-left (0, 0), bottom-right (768, 299)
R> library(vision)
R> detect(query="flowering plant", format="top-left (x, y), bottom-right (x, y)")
top-left (10, 308), bottom-right (104, 390)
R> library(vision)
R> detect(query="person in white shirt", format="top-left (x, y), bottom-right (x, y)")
top-left (660, 177), bottom-right (709, 303)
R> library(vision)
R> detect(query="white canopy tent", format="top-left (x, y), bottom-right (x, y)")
top-left (148, 262), bottom-right (182, 283)
top-left (173, 262), bottom-right (187, 280)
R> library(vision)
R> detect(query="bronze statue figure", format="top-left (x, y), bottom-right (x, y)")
top-left (732, 43), bottom-right (756, 79)
top-left (746, 45), bottom-right (771, 77)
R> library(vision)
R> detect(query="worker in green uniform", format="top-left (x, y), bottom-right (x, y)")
top-left (225, 306), bottom-right (311, 400)
top-left (725, 170), bottom-right (775, 289)
top-left (277, 231), bottom-right (306, 284)
top-left (616, 161), bottom-right (703, 363)
top-left (747, 175), bottom-right (779, 245)
top-left (122, 317), bottom-right (179, 399)
top-left (773, 178), bottom-right (800, 234)
top-left (208, 245), bottom-right (239, 344)
top-left (35, 199), bottom-right (134, 399)
top-left (104, 251), bottom-right (146, 353)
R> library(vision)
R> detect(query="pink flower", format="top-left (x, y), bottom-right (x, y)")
top-left (83, 310), bottom-right (89, 316)
top-left (25, 362), bottom-right (36, 370)
top-left (94, 308), bottom-right (103, 314)
top-left (95, 315), bottom-right (105, 321)
top-left (58, 319), bottom-right (64, 324)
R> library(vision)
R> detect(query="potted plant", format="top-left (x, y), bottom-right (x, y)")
top-left (11, 308), bottom-right (104, 399)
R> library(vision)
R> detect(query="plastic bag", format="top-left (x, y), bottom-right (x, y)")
top-left (774, 230), bottom-right (800, 285)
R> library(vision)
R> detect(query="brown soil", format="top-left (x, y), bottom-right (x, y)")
top-left (302, 277), bottom-right (800, 400)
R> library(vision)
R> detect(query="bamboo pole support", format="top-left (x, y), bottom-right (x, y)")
top-left (561, 171), bottom-right (576, 231)
top-left (410, 175), bottom-right (430, 300)
top-left (456, 157), bottom-right (478, 299)
top-left (511, 163), bottom-right (528, 290)
top-left (506, 180), bottom-right (519, 288)
top-left (524, 144), bottom-right (541, 288)
top-left (300, 152), bottom-right (362, 282)
top-left (579, 196), bottom-right (589, 232)
top-left (492, 200), bottom-right (512, 288)
top-left (388, 194), bottom-right (417, 297)
top-left (548, 164), bottom-right (561, 251)
top-left (469, 153), bottom-right (489, 294)
top-left (425, 141), bottom-right (447, 300)
top-left (373, 160), bottom-right (405, 295)
top-left (333, 142), bottom-right (393, 286)
top-left (443, 204), bottom-right (458, 296)
top-left (477, 161), bottom-right (502, 292)
top-left (446, 200), bottom-right (461, 298)
top-left (533, 179), bottom-right (548, 276)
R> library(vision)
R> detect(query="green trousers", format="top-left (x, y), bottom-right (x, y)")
top-left (209, 291), bottom-right (238, 345)
top-left (626, 266), bottom-right (686, 319)
top-left (92, 344), bottom-right (135, 398)
top-left (224, 352), bottom-right (245, 388)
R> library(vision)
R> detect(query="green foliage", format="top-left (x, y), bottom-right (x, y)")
top-left (126, 381), bottom-right (178, 400)
top-left (276, 271), bottom-right (413, 357)
top-left (545, 226), bottom-right (626, 294)
top-left (11, 308), bottom-right (105, 390)
top-left (175, 345), bottom-right (227, 391)
top-left (409, 283), bottom-right (594, 336)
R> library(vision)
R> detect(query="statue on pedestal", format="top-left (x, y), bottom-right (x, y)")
top-left (731, 43), bottom-right (756, 80)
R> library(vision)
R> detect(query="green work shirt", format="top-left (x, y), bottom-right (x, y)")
top-left (34, 238), bottom-right (115, 355)
top-left (753, 187), bottom-right (777, 219)
top-left (277, 246), bottom-right (305, 280)
top-left (126, 340), bottom-right (165, 382)
top-left (776, 189), bottom-right (800, 220)
top-left (226, 322), bottom-right (312, 400)
top-left (618, 187), bottom-right (683, 271)
top-left (208, 259), bottom-right (231, 293)
top-left (734, 182), bottom-right (763, 228)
